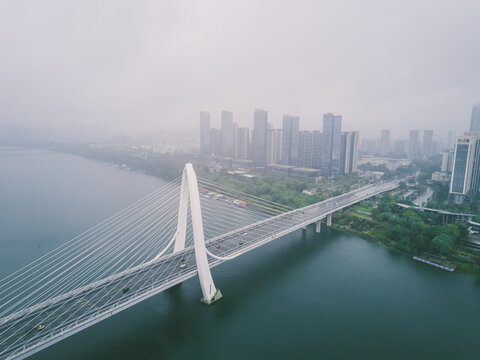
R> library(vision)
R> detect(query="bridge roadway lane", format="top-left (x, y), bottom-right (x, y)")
top-left (0, 181), bottom-right (397, 360)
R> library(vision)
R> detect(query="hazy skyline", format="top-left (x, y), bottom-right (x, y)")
top-left (1, 0), bottom-right (479, 138)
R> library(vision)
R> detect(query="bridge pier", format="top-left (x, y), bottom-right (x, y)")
top-left (327, 213), bottom-right (332, 227)
top-left (201, 289), bottom-right (223, 305)
top-left (315, 220), bottom-right (321, 233)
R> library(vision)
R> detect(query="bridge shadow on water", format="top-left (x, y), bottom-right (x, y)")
top-left (32, 227), bottom-right (337, 360)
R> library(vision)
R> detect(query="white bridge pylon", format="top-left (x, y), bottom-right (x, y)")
top-left (171, 163), bottom-right (223, 305)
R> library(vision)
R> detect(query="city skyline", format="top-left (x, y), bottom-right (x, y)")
top-left (199, 108), bottom-right (465, 154)
top-left (196, 109), bottom-right (465, 140)
top-left (200, 105), bottom-right (478, 165)
top-left (197, 108), bottom-right (465, 141)
top-left (199, 110), bottom-right (359, 177)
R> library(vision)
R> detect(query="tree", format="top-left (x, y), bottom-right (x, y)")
top-left (430, 234), bottom-right (455, 255)
top-left (385, 224), bottom-right (408, 243)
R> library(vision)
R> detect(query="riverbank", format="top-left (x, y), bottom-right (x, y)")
top-left (56, 145), bottom-right (367, 209)
top-left (56, 146), bottom-right (480, 277)
top-left (332, 211), bottom-right (480, 276)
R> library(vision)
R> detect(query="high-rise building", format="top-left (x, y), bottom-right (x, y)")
top-left (221, 110), bottom-right (234, 157)
top-left (274, 129), bottom-right (283, 164)
top-left (248, 132), bottom-right (254, 162)
top-left (298, 131), bottom-right (314, 168)
top-left (281, 114), bottom-right (300, 165)
top-left (312, 131), bottom-right (322, 169)
top-left (469, 103), bottom-right (480, 132)
top-left (236, 127), bottom-right (250, 160)
top-left (441, 150), bottom-right (454, 173)
top-left (232, 123), bottom-right (238, 159)
top-left (210, 128), bottom-right (222, 156)
top-left (449, 133), bottom-right (480, 202)
top-left (422, 130), bottom-right (434, 157)
top-left (200, 112), bottom-right (211, 154)
top-left (350, 131), bottom-right (359, 173)
top-left (266, 127), bottom-right (282, 165)
top-left (253, 109), bottom-right (268, 165)
top-left (472, 137), bottom-right (480, 194)
top-left (340, 131), bottom-right (359, 174)
top-left (379, 129), bottom-right (390, 156)
top-left (321, 113), bottom-right (342, 176)
top-left (408, 130), bottom-right (420, 159)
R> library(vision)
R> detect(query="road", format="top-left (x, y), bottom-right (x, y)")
top-left (0, 181), bottom-right (397, 360)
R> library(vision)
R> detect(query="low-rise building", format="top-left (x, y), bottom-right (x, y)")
top-left (358, 156), bottom-right (411, 171)
top-left (302, 188), bottom-right (318, 196)
top-left (431, 171), bottom-right (450, 182)
top-left (267, 164), bottom-right (322, 180)
top-left (362, 170), bottom-right (384, 180)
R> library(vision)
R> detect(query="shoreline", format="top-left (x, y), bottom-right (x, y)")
top-left (331, 222), bottom-right (479, 277)
top-left (55, 147), bottom-right (480, 278)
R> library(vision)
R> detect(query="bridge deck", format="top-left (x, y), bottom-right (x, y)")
top-left (0, 182), bottom-right (397, 360)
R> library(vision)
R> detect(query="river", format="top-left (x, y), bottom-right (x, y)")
top-left (0, 151), bottom-right (479, 359)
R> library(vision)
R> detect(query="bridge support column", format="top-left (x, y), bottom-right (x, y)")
top-left (302, 225), bottom-right (307, 230)
top-left (327, 213), bottom-right (332, 227)
top-left (174, 163), bottom-right (222, 305)
top-left (315, 220), bottom-right (321, 233)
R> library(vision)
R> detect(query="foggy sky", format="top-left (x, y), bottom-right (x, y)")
top-left (1, 0), bottom-right (479, 139)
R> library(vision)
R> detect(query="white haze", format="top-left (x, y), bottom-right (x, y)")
top-left (1, 0), bottom-right (479, 139)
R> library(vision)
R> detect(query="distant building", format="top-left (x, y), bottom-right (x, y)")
top-left (236, 127), bottom-right (250, 160)
top-left (441, 150), bottom-right (454, 173)
top-left (349, 132), bottom-right (359, 173)
top-left (267, 164), bottom-right (321, 180)
top-left (408, 130), bottom-right (420, 159)
top-left (379, 129), bottom-right (390, 156)
top-left (200, 112), bottom-right (211, 154)
top-left (340, 131), bottom-right (359, 174)
top-left (321, 113), bottom-right (342, 176)
top-left (431, 171), bottom-right (450, 183)
top-left (221, 110), bottom-right (234, 157)
top-left (422, 130), bottom-right (434, 157)
top-left (291, 167), bottom-right (322, 180)
top-left (470, 103), bottom-right (480, 132)
top-left (232, 122), bottom-right (238, 159)
top-left (281, 114), bottom-right (300, 165)
top-left (358, 156), bottom-right (411, 171)
top-left (267, 164), bottom-right (295, 177)
top-left (312, 131), bottom-right (322, 168)
top-left (253, 109), bottom-right (268, 165)
top-left (210, 128), bottom-right (222, 156)
top-left (449, 134), bottom-right (480, 203)
top-left (266, 127), bottom-right (282, 164)
top-left (363, 171), bottom-right (384, 180)
top-left (302, 188), bottom-right (318, 196)
top-left (298, 131), bottom-right (314, 168)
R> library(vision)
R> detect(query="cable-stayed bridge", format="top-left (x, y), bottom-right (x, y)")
top-left (0, 163), bottom-right (398, 359)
